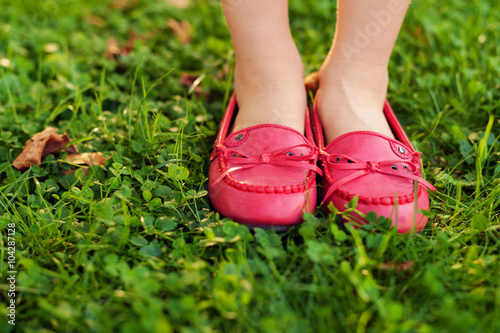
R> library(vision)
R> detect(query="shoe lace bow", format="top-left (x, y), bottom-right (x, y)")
top-left (322, 152), bottom-right (436, 203)
top-left (213, 143), bottom-right (322, 186)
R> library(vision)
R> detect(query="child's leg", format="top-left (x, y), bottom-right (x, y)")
top-left (317, 0), bottom-right (411, 143)
top-left (221, 0), bottom-right (306, 134)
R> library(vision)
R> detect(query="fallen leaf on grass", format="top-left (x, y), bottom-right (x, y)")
top-left (65, 152), bottom-right (108, 166)
top-left (167, 19), bottom-right (191, 44)
top-left (377, 260), bottom-right (414, 272)
top-left (121, 32), bottom-right (141, 57)
top-left (112, 0), bottom-right (138, 10)
top-left (179, 73), bottom-right (198, 86)
top-left (106, 32), bottom-right (142, 69)
top-left (86, 15), bottom-right (106, 27)
top-left (106, 37), bottom-right (121, 60)
top-left (13, 127), bottom-right (79, 170)
top-left (62, 152), bottom-right (109, 176)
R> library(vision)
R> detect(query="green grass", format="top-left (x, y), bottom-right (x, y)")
top-left (0, 0), bottom-right (499, 332)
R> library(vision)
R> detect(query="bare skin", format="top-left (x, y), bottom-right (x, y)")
top-left (317, 0), bottom-right (411, 142)
top-left (221, 0), bottom-right (306, 134)
top-left (222, 0), bottom-right (411, 142)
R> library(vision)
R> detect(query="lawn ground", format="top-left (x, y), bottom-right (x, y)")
top-left (0, 0), bottom-right (499, 332)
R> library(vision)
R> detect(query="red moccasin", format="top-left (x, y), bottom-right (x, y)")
top-left (311, 97), bottom-right (436, 233)
top-left (208, 94), bottom-right (322, 230)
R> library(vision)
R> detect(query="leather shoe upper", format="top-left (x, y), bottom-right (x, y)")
top-left (312, 98), bottom-right (436, 233)
top-left (208, 94), bottom-right (321, 227)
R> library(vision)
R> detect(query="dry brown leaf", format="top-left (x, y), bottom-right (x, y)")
top-left (62, 153), bottom-right (109, 177)
top-left (65, 152), bottom-right (108, 166)
top-left (86, 15), bottom-right (106, 27)
top-left (304, 71), bottom-right (320, 94)
top-left (112, 0), bottom-right (138, 9)
top-left (121, 32), bottom-right (141, 57)
top-left (106, 32), bottom-right (143, 65)
top-left (179, 73), bottom-right (198, 86)
top-left (106, 37), bottom-right (121, 60)
top-left (377, 260), bottom-right (414, 272)
top-left (113, 0), bottom-right (128, 8)
top-left (13, 127), bottom-right (79, 170)
top-left (167, 19), bottom-right (191, 44)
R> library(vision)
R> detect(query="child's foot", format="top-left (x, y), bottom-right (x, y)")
top-left (230, 51), bottom-right (306, 134)
top-left (316, 58), bottom-right (395, 144)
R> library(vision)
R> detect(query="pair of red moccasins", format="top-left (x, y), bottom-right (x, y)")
top-left (208, 94), bottom-right (436, 233)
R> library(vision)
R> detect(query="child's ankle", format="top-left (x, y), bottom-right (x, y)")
top-left (316, 59), bottom-right (394, 142)
top-left (319, 57), bottom-right (389, 88)
top-left (230, 56), bottom-right (306, 134)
